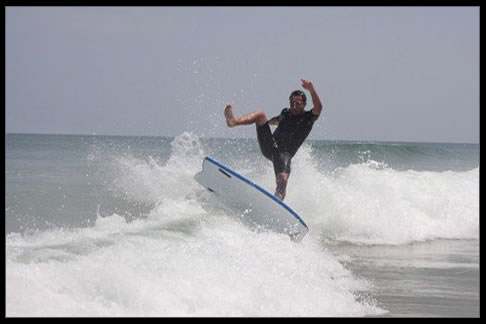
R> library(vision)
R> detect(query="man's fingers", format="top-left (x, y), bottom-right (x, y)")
top-left (301, 79), bottom-right (311, 87)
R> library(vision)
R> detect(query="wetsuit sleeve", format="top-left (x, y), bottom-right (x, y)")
top-left (307, 110), bottom-right (319, 123)
top-left (279, 108), bottom-right (289, 122)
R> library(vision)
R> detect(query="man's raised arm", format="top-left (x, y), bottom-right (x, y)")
top-left (301, 79), bottom-right (323, 116)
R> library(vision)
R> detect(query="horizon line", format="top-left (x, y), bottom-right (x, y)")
top-left (5, 131), bottom-right (480, 145)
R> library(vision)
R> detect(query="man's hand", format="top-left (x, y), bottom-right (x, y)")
top-left (300, 79), bottom-right (323, 116)
top-left (301, 79), bottom-right (314, 91)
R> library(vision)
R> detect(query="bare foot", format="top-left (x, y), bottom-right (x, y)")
top-left (224, 104), bottom-right (236, 127)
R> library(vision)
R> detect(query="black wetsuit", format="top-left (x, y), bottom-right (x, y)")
top-left (256, 108), bottom-right (319, 174)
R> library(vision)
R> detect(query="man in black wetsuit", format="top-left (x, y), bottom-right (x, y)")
top-left (224, 79), bottom-right (323, 200)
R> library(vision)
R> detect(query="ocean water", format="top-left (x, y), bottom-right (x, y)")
top-left (5, 133), bottom-right (479, 317)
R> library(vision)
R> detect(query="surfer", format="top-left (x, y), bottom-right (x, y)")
top-left (224, 79), bottom-right (323, 200)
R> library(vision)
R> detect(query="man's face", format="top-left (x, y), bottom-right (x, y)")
top-left (290, 95), bottom-right (306, 114)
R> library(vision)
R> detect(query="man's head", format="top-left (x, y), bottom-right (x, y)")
top-left (289, 90), bottom-right (307, 115)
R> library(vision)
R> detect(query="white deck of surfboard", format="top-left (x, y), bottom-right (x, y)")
top-left (194, 156), bottom-right (308, 241)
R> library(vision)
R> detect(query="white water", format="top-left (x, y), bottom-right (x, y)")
top-left (6, 132), bottom-right (479, 316)
top-left (287, 144), bottom-right (479, 245)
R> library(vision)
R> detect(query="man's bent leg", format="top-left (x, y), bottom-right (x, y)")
top-left (225, 104), bottom-right (267, 127)
top-left (275, 172), bottom-right (289, 200)
top-left (256, 122), bottom-right (277, 161)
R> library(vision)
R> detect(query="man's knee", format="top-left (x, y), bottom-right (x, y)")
top-left (255, 110), bottom-right (268, 126)
top-left (276, 172), bottom-right (289, 183)
top-left (276, 172), bottom-right (289, 191)
top-left (275, 172), bottom-right (289, 200)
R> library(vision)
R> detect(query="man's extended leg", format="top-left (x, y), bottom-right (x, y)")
top-left (225, 104), bottom-right (267, 127)
top-left (275, 172), bottom-right (289, 200)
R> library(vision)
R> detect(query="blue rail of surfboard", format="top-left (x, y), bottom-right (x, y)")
top-left (204, 156), bottom-right (308, 229)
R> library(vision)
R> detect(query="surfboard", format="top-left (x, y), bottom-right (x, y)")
top-left (194, 156), bottom-right (308, 241)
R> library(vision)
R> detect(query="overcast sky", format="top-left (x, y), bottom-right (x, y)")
top-left (6, 6), bottom-right (479, 143)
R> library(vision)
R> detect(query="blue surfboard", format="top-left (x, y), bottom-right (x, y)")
top-left (194, 156), bottom-right (308, 241)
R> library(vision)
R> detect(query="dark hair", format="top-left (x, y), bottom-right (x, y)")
top-left (289, 90), bottom-right (307, 103)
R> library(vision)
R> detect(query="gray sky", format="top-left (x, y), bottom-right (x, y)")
top-left (6, 7), bottom-right (479, 143)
